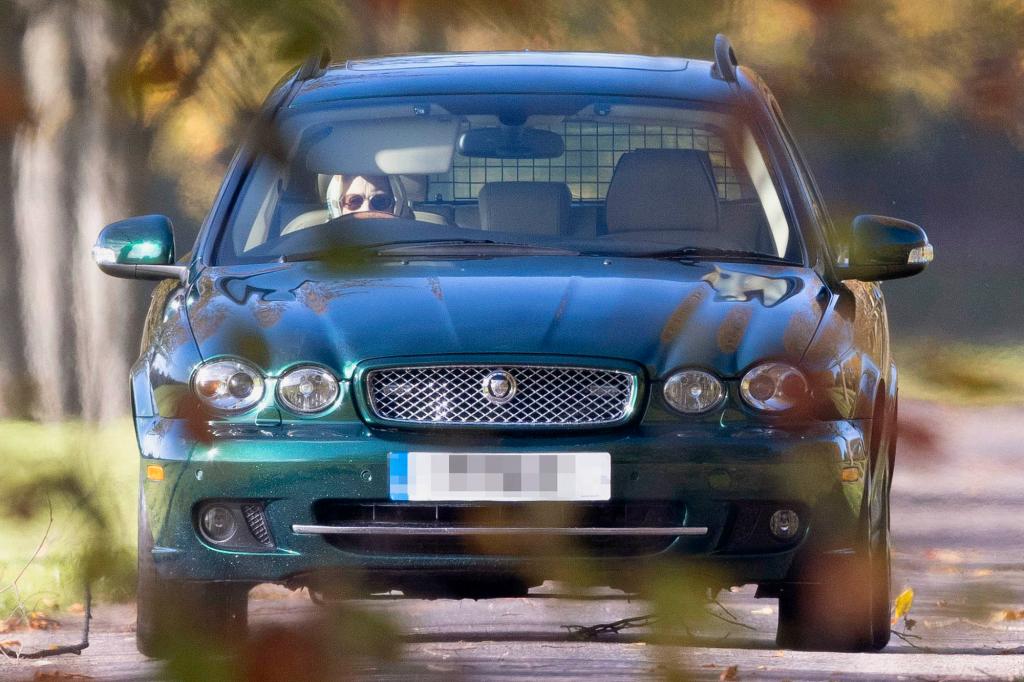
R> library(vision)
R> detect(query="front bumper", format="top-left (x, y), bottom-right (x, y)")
top-left (137, 416), bottom-right (869, 589)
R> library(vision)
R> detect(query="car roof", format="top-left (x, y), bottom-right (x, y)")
top-left (289, 51), bottom-right (748, 108)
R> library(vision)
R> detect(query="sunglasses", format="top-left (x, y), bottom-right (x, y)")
top-left (342, 193), bottom-right (395, 212)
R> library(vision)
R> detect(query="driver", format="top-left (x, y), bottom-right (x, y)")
top-left (327, 174), bottom-right (397, 218)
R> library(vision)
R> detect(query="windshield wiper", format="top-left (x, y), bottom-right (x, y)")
top-left (281, 240), bottom-right (499, 262)
top-left (376, 239), bottom-right (579, 257)
top-left (634, 246), bottom-right (793, 264)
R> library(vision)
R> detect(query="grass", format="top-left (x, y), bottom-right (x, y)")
top-left (0, 420), bottom-right (138, 617)
top-left (894, 340), bottom-right (1024, 405)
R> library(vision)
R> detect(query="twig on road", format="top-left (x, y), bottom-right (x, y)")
top-left (562, 596), bottom-right (757, 641)
top-left (707, 597), bottom-right (756, 631)
top-left (0, 585), bottom-right (91, 660)
top-left (891, 629), bottom-right (933, 652)
top-left (563, 613), bottom-right (659, 639)
top-left (0, 496), bottom-right (92, 660)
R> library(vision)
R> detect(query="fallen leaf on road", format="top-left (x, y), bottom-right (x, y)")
top-left (720, 665), bottom-right (739, 680)
top-left (66, 603), bottom-right (84, 615)
top-left (28, 612), bottom-right (61, 631)
top-left (771, 650), bottom-right (785, 657)
top-left (892, 588), bottom-right (914, 625)
top-left (0, 639), bottom-right (21, 648)
top-left (0, 616), bottom-right (21, 633)
top-left (924, 549), bottom-right (964, 564)
top-left (32, 672), bottom-right (94, 680)
top-left (992, 609), bottom-right (1024, 622)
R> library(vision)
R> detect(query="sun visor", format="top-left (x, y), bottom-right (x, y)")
top-left (305, 118), bottom-right (459, 176)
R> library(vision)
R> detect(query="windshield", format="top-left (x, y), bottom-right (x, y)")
top-left (214, 94), bottom-right (801, 265)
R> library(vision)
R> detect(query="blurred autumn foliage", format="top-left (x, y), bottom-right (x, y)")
top-left (0, 0), bottom-right (1022, 419)
top-left (99, 0), bottom-right (1024, 219)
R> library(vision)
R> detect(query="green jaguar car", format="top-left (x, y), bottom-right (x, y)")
top-left (94, 36), bottom-right (932, 656)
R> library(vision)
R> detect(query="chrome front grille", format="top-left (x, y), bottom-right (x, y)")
top-left (366, 365), bottom-right (637, 426)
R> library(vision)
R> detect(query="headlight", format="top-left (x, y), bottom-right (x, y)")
top-left (663, 370), bottom-right (725, 414)
top-left (740, 362), bottom-right (808, 412)
top-left (277, 365), bottom-right (340, 413)
top-left (192, 358), bottom-right (265, 413)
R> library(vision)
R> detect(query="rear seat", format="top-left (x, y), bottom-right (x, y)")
top-left (414, 201), bottom-right (603, 238)
top-left (414, 181), bottom-right (765, 249)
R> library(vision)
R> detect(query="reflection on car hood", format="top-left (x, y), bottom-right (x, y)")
top-left (185, 256), bottom-right (827, 378)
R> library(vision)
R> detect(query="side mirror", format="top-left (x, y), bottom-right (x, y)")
top-left (837, 215), bottom-right (934, 281)
top-left (92, 215), bottom-right (187, 281)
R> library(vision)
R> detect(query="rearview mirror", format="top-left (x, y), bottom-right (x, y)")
top-left (92, 215), bottom-right (187, 281)
top-left (458, 127), bottom-right (565, 159)
top-left (837, 215), bottom-right (933, 281)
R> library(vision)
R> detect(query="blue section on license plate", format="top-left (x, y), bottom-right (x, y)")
top-left (388, 452), bottom-right (409, 501)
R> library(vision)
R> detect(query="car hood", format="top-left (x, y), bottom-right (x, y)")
top-left (185, 256), bottom-right (827, 378)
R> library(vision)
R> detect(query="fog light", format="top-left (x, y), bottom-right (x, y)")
top-left (769, 509), bottom-right (800, 540)
top-left (200, 505), bottom-right (237, 544)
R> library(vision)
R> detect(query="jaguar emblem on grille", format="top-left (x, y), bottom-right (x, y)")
top-left (481, 369), bottom-right (517, 404)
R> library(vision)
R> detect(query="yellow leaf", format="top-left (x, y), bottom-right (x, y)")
top-left (892, 587), bottom-right (915, 625)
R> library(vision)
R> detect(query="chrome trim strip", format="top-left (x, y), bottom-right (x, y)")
top-left (292, 524), bottom-right (708, 536)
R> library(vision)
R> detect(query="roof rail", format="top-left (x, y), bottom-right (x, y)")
top-left (296, 46), bottom-right (331, 81)
top-left (711, 34), bottom-right (738, 82)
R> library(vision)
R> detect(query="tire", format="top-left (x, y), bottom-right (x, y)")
top-left (136, 493), bottom-right (251, 658)
top-left (776, 403), bottom-right (893, 652)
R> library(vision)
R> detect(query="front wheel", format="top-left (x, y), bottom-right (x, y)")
top-left (776, 413), bottom-right (893, 652)
top-left (775, 521), bottom-right (890, 651)
top-left (136, 495), bottom-right (250, 658)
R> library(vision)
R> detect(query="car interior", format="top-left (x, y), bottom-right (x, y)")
top-left (235, 109), bottom-right (790, 260)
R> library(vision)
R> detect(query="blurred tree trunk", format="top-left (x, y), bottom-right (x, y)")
top-left (12, 0), bottom-right (75, 420)
top-left (10, 0), bottom-right (145, 421)
top-left (0, 6), bottom-right (26, 419)
top-left (70, 1), bottom-right (131, 421)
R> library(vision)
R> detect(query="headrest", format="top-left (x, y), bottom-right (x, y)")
top-left (605, 149), bottom-right (720, 234)
top-left (478, 182), bottom-right (571, 235)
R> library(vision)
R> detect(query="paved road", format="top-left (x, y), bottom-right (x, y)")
top-left (3, 400), bottom-right (1023, 680)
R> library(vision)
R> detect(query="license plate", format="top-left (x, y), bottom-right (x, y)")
top-left (388, 451), bottom-right (611, 502)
